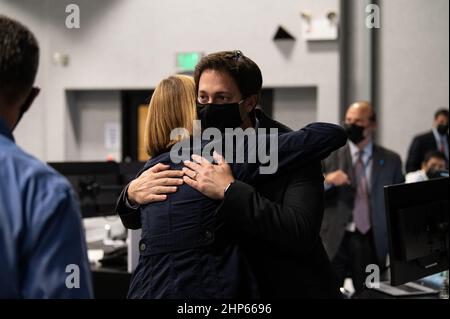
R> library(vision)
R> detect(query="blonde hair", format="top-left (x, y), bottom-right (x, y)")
top-left (144, 75), bottom-right (197, 158)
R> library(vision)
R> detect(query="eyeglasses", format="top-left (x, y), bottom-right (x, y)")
top-left (231, 50), bottom-right (243, 62)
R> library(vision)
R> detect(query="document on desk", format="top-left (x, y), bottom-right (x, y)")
top-left (88, 249), bottom-right (104, 265)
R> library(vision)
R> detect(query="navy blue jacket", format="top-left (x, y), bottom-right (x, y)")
top-left (125, 123), bottom-right (346, 298)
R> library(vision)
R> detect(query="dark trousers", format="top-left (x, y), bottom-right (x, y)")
top-left (331, 230), bottom-right (379, 295)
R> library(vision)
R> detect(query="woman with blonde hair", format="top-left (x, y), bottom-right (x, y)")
top-left (144, 75), bottom-right (197, 158)
top-left (126, 74), bottom-right (346, 298)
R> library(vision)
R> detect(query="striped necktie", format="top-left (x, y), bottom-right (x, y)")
top-left (353, 150), bottom-right (371, 234)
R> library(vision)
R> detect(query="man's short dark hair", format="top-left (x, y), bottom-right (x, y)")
top-left (434, 108), bottom-right (449, 120)
top-left (194, 50), bottom-right (263, 99)
top-left (423, 150), bottom-right (446, 164)
top-left (0, 15), bottom-right (39, 104)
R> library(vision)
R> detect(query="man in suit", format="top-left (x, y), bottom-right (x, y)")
top-left (320, 101), bottom-right (404, 296)
top-left (117, 50), bottom-right (342, 298)
top-left (405, 109), bottom-right (449, 173)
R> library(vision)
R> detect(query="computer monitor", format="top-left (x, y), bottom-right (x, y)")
top-left (119, 161), bottom-right (145, 185)
top-left (48, 162), bottom-right (123, 218)
top-left (384, 177), bottom-right (449, 286)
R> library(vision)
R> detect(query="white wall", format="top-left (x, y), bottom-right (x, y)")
top-left (377, 0), bottom-right (449, 163)
top-left (1, 0), bottom-right (49, 160)
top-left (66, 91), bottom-right (122, 161)
top-left (1, 0), bottom-right (340, 161)
top-left (273, 87), bottom-right (317, 130)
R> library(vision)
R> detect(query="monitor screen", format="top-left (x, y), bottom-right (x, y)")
top-left (48, 162), bottom-right (122, 218)
top-left (384, 177), bottom-right (449, 286)
top-left (119, 161), bottom-right (146, 185)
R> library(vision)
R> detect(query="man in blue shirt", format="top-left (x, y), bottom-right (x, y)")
top-left (0, 15), bottom-right (92, 298)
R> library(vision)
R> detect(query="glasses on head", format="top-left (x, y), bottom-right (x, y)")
top-left (231, 50), bottom-right (243, 62)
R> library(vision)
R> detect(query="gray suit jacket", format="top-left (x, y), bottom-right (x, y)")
top-left (320, 143), bottom-right (404, 267)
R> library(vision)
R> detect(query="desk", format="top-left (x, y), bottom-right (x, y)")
top-left (88, 238), bottom-right (130, 299)
top-left (357, 281), bottom-right (442, 299)
top-left (91, 266), bottom-right (131, 299)
top-left (358, 289), bottom-right (440, 299)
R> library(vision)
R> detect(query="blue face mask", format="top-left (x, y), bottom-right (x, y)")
top-left (196, 101), bottom-right (243, 132)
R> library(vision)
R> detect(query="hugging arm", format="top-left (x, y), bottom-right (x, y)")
top-left (116, 163), bottom-right (184, 229)
top-left (231, 122), bottom-right (347, 182)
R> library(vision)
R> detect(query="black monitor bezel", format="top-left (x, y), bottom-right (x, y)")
top-left (384, 177), bottom-right (449, 286)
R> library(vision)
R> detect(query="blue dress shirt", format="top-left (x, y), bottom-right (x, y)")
top-left (0, 118), bottom-right (92, 298)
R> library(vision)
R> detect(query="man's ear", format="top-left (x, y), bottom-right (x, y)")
top-left (243, 95), bottom-right (258, 113)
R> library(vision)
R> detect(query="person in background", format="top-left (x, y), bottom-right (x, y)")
top-left (405, 150), bottom-right (447, 183)
top-left (406, 109), bottom-right (449, 173)
top-left (321, 101), bottom-right (404, 296)
top-left (0, 15), bottom-right (92, 298)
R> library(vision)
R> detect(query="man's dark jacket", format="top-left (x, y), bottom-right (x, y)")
top-left (406, 131), bottom-right (449, 173)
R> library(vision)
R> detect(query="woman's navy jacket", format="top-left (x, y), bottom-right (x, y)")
top-left (127, 123), bottom-right (346, 298)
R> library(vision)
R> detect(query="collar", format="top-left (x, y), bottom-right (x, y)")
top-left (348, 140), bottom-right (373, 159)
top-left (254, 107), bottom-right (292, 133)
top-left (0, 117), bottom-right (14, 142)
top-left (432, 127), bottom-right (447, 142)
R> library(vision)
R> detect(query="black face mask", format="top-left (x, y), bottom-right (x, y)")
top-left (426, 168), bottom-right (443, 179)
top-left (12, 87), bottom-right (40, 131)
top-left (196, 102), bottom-right (242, 132)
top-left (344, 123), bottom-right (365, 144)
top-left (437, 124), bottom-right (448, 135)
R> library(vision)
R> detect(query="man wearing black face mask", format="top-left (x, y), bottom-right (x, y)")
top-left (405, 151), bottom-right (447, 183)
top-left (406, 109), bottom-right (449, 173)
top-left (0, 15), bottom-right (92, 298)
top-left (117, 50), bottom-right (343, 298)
top-left (195, 101), bottom-right (243, 132)
top-left (320, 101), bottom-right (404, 296)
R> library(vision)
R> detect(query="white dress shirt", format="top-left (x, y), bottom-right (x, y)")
top-left (405, 170), bottom-right (428, 183)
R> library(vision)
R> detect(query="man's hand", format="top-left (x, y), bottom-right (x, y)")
top-left (127, 163), bottom-right (184, 205)
top-left (324, 170), bottom-right (351, 186)
top-left (182, 152), bottom-right (234, 200)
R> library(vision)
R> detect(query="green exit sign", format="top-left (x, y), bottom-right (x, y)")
top-left (176, 52), bottom-right (203, 72)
